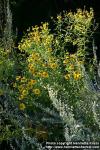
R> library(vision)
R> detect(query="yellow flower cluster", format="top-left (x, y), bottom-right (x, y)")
top-left (39, 71), bottom-right (49, 78)
top-left (32, 31), bottom-right (41, 44)
top-left (26, 44), bottom-right (59, 80)
top-left (15, 76), bottom-right (40, 101)
top-left (18, 23), bottom-right (54, 53)
top-left (19, 103), bottom-right (26, 110)
top-left (64, 71), bottom-right (81, 81)
top-left (19, 89), bottom-right (28, 100)
top-left (67, 8), bottom-right (93, 35)
top-left (49, 63), bottom-right (58, 70)
top-left (40, 22), bottom-right (49, 31)
top-left (28, 64), bottom-right (36, 75)
top-left (63, 54), bottom-right (82, 81)
top-left (16, 76), bottom-right (21, 81)
top-left (29, 52), bottom-right (40, 62)
top-left (15, 53), bottom-right (59, 108)
top-left (18, 39), bottom-right (31, 52)
top-left (14, 74), bottom-right (42, 110)
top-left (73, 71), bottom-right (81, 80)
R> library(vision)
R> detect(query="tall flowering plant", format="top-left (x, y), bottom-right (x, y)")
top-left (12, 8), bottom-right (100, 145)
top-left (16, 8), bottom-right (94, 111)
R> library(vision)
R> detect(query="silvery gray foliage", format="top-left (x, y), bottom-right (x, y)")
top-left (0, 81), bottom-right (64, 149)
top-left (47, 85), bottom-right (81, 141)
top-left (21, 127), bottom-right (43, 150)
top-left (6, 0), bottom-right (13, 47)
top-left (82, 65), bottom-right (100, 128)
top-left (47, 71), bottom-right (100, 142)
top-left (0, 61), bottom-right (100, 150)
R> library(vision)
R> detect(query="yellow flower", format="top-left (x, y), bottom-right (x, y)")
top-left (47, 48), bottom-right (52, 52)
top-left (33, 89), bottom-right (41, 95)
top-left (28, 64), bottom-right (33, 69)
top-left (63, 59), bottom-right (69, 64)
top-left (57, 15), bottom-right (62, 21)
top-left (28, 67), bottom-right (36, 74)
top-left (19, 103), bottom-right (26, 110)
top-left (49, 63), bottom-right (58, 69)
top-left (28, 64), bottom-right (37, 74)
top-left (21, 89), bottom-right (28, 96)
top-left (64, 74), bottom-right (70, 80)
top-left (19, 95), bottom-right (25, 100)
top-left (30, 79), bottom-right (37, 84)
top-left (40, 71), bottom-right (49, 78)
top-left (21, 77), bottom-right (27, 83)
top-left (27, 79), bottom-right (37, 88)
top-left (16, 76), bottom-right (21, 81)
top-left (31, 52), bottom-right (39, 61)
top-left (69, 64), bottom-right (74, 70)
top-left (42, 23), bottom-right (48, 30)
top-left (73, 72), bottom-right (81, 80)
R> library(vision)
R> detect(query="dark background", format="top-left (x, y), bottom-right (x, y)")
top-left (11, 0), bottom-right (100, 59)
top-left (11, 0), bottom-right (100, 33)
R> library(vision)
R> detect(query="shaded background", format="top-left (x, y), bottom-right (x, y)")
top-left (11, 0), bottom-right (100, 32)
top-left (10, 0), bottom-right (100, 60)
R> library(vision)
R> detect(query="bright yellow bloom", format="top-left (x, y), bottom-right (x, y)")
top-left (63, 59), bottom-right (69, 64)
top-left (42, 63), bottom-right (48, 67)
top-left (27, 79), bottom-right (37, 88)
top-left (49, 63), bottom-right (58, 69)
top-left (73, 72), bottom-right (81, 80)
top-left (27, 79), bottom-right (36, 87)
top-left (19, 95), bottom-right (25, 100)
top-left (33, 89), bottom-right (41, 95)
top-left (30, 79), bottom-right (37, 84)
top-left (28, 64), bottom-right (33, 69)
top-left (31, 52), bottom-right (39, 61)
top-left (69, 64), bottom-right (74, 70)
top-left (64, 74), bottom-right (70, 80)
top-left (29, 67), bottom-right (35, 72)
top-left (21, 89), bottom-right (28, 96)
top-left (28, 64), bottom-right (38, 75)
top-left (16, 76), bottom-right (21, 81)
top-left (21, 90), bottom-right (26, 95)
top-left (19, 103), bottom-right (26, 110)
top-left (57, 15), bottom-right (62, 21)
top-left (42, 23), bottom-right (48, 30)
top-left (47, 48), bottom-right (52, 52)
top-left (21, 77), bottom-right (27, 83)
top-left (40, 71), bottom-right (49, 78)
top-left (19, 89), bottom-right (28, 100)
top-left (48, 57), bottom-right (56, 63)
